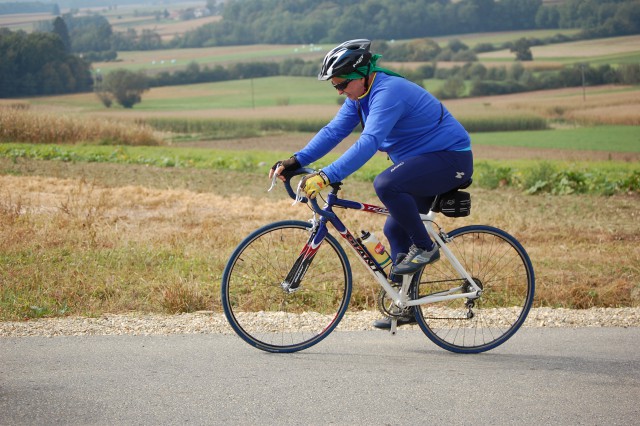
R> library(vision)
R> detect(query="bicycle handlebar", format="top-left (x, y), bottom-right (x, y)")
top-left (273, 167), bottom-right (335, 219)
top-left (278, 167), bottom-right (314, 202)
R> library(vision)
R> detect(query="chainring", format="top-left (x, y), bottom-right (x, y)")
top-left (377, 284), bottom-right (412, 319)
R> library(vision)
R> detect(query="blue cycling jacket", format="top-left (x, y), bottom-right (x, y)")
top-left (295, 72), bottom-right (471, 183)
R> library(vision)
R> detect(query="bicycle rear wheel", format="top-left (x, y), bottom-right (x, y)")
top-left (413, 225), bottom-right (535, 354)
top-left (221, 220), bottom-right (352, 353)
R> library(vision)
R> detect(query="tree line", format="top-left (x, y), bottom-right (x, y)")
top-left (21, 0), bottom-right (640, 55)
top-left (3, 21), bottom-right (639, 103)
top-left (175, 0), bottom-right (640, 47)
top-left (0, 26), bottom-right (92, 98)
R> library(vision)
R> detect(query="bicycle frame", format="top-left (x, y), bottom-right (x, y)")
top-left (290, 183), bottom-right (483, 312)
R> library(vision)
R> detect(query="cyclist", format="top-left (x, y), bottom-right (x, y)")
top-left (270, 39), bottom-right (473, 329)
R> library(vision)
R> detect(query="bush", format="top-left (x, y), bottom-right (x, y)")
top-left (102, 69), bottom-right (149, 108)
top-left (472, 42), bottom-right (496, 53)
top-left (474, 162), bottom-right (517, 189)
top-left (470, 80), bottom-right (527, 96)
top-left (460, 116), bottom-right (548, 132)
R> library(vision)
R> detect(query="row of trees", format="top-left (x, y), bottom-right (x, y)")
top-left (432, 63), bottom-right (640, 99)
top-left (26, 0), bottom-right (640, 57)
top-left (36, 14), bottom-right (117, 61)
top-left (174, 0), bottom-right (640, 47)
top-left (0, 28), bottom-right (92, 98)
top-left (4, 14), bottom-right (638, 103)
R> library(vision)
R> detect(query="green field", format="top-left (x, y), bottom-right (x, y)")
top-left (92, 45), bottom-right (326, 75)
top-left (472, 126), bottom-right (640, 153)
top-left (138, 77), bottom-right (337, 110)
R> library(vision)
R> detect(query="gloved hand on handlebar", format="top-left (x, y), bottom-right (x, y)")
top-left (269, 155), bottom-right (301, 181)
top-left (301, 171), bottom-right (330, 199)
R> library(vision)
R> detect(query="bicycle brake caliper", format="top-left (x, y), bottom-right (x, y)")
top-left (439, 229), bottom-right (452, 243)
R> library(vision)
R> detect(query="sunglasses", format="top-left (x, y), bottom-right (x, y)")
top-left (332, 79), bottom-right (352, 91)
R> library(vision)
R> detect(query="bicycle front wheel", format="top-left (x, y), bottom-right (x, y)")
top-left (413, 225), bottom-right (535, 354)
top-left (221, 220), bottom-right (352, 353)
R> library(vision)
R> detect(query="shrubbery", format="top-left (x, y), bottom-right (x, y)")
top-left (474, 161), bottom-right (640, 195)
top-left (1, 142), bottom-right (637, 196)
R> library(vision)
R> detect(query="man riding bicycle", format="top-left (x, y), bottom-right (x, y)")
top-left (270, 39), bottom-right (473, 329)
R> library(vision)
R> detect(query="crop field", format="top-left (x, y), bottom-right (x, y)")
top-left (478, 34), bottom-right (640, 66)
top-left (0, 1), bottom-right (216, 38)
top-left (1, 83), bottom-right (639, 321)
top-left (0, 12), bottom-right (53, 31)
top-left (1, 23), bottom-right (639, 320)
top-left (16, 76), bottom-right (640, 129)
top-left (92, 44), bottom-right (327, 74)
top-left (1, 141), bottom-right (638, 320)
top-left (110, 15), bottom-right (222, 41)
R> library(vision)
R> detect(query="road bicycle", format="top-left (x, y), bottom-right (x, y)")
top-left (221, 168), bottom-right (535, 354)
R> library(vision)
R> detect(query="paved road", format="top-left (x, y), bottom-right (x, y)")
top-left (1, 328), bottom-right (639, 425)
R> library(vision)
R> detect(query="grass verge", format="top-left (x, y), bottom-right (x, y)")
top-left (1, 159), bottom-right (639, 320)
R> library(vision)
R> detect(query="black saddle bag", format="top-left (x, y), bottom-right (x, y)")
top-left (438, 190), bottom-right (471, 217)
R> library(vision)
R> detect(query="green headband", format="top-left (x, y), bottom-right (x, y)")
top-left (338, 54), bottom-right (404, 80)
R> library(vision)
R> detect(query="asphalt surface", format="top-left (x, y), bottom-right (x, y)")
top-left (1, 328), bottom-right (639, 425)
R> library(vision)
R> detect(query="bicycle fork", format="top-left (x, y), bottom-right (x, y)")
top-left (280, 221), bottom-right (327, 293)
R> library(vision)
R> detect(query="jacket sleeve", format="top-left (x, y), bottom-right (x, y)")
top-left (294, 100), bottom-right (360, 167)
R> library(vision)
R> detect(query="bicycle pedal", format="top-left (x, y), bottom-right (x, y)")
top-left (390, 318), bottom-right (398, 335)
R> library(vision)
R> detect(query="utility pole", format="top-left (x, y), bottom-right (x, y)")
top-left (251, 78), bottom-right (255, 109)
top-left (580, 63), bottom-right (586, 101)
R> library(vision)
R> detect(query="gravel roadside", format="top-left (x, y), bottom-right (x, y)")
top-left (1, 308), bottom-right (639, 337)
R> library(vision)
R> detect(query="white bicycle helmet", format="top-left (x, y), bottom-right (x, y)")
top-left (317, 39), bottom-right (372, 81)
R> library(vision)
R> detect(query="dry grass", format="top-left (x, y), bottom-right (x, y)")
top-left (1, 160), bottom-right (638, 320)
top-left (0, 105), bottom-right (162, 145)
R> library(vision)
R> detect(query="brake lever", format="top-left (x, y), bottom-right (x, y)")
top-left (292, 178), bottom-right (304, 206)
top-left (267, 172), bottom-right (279, 192)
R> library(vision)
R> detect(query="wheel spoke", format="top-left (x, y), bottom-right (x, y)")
top-left (221, 221), bottom-right (352, 353)
top-left (414, 226), bottom-right (534, 353)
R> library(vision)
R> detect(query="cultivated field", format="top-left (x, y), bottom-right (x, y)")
top-left (91, 44), bottom-right (326, 74)
top-left (1, 80), bottom-right (639, 320)
top-left (1, 25), bottom-right (639, 320)
top-left (16, 78), bottom-right (640, 128)
top-left (478, 34), bottom-right (640, 63)
top-left (110, 15), bottom-right (222, 41)
top-left (0, 1), bottom-right (217, 39)
top-left (1, 143), bottom-right (638, 321)
top-left (0, 12), bottom-right (53, 31)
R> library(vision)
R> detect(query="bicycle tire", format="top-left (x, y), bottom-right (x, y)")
top-left (221, 220), bottom-right (352, 353)
top-left (413, 225), bottom-right (535, 354)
